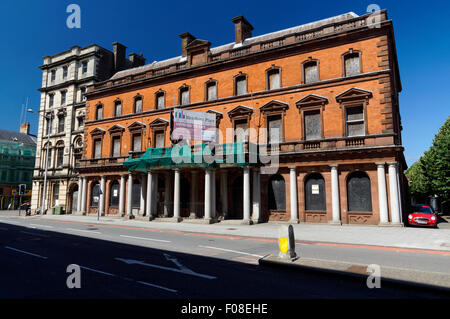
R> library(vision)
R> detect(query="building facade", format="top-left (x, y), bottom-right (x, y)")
top-left (0, 123), bottom-right (36, 209)
top-left (31, 43), bottom-right (145, 214)
top-left (78, 10), bottom-right (408, 226)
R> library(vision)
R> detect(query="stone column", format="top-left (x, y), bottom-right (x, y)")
top-left (190, 171), bottom-right (198, 218)
top-left (80, 177), bottom-right (87, 215)
top-left (146, 171), bottom-right (153, 218)
top-left (329, 165), bottom-right (341, 225)
top-left (76, 178), bottom-right (82, 213)
top-left (140, 174), bottom-right (147, 216)
top-left (173, 169), bottom-right (181, 221)
top-left (388, 162), bottom-right (402, 225)
top-left (396, 167), bottom-right (403, 224)
top-left (220, 170), bottom-right (228, 219)
top-left (376, 162), bottom-right (389, 225)
top-left (289, 167), bottom-right (299, 223)
top-left (152, 172), bottom-right (159, 216)
top-left (204, 169), bottom-right (212, 221)
top-left (252, 168), bottom-right (261, 223)
top-left (126, 173), bottom-right (133, 217)
top-left (164, 172), bottom-right (171, 217)
top-left (243, 167), bottom-right (251, 224)
top-left (99, 175), bottom-right (105, 217)
top-left (119, 174), bottom-right (125, 216)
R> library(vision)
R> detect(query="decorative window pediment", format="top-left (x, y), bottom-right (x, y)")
top-left (149, 118), bottom-right (169, 128)
top-left (336, 88), bottom-right (372, 103)
top-left (296, 94), bottom-right (329, 109)
top-left (108, 124), bottom-right (125, 133)
top-left (259, 100), bottom-right (289, 114)
top-left (228, 105), bottom-right (253, 118)
top-left (128, 121), bottom-right (146, 131)
top-left (89, 127), bottom-right (106, 136)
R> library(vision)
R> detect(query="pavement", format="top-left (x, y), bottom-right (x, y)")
top-left (12, 212), bottom-right (449, 252)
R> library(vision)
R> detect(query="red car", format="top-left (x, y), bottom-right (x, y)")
top-left (407, 205), bottom-right (438, 227)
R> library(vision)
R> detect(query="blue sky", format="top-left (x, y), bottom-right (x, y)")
top-left (0, 0), bottom-right (448, 166)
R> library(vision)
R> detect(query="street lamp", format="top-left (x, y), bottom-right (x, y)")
top-left (28, 109), bottom-right (52, 215)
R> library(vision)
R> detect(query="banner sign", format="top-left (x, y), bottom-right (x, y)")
top-left (172, 109), bottom-right (216, 142)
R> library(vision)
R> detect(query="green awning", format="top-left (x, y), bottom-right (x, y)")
top-left (123, 142), bottom-right (255, 172)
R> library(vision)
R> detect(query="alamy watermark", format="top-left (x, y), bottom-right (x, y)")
top-left (66, 264), bottom-right (81, 289)
top-left (366, 264), bottom-right (381, 289)
top-left (66, 4), bottom-right (81, 29)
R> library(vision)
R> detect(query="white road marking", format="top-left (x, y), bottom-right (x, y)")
top-left (137, 281), bottom-right (178, 293)
top-left (66, 228), bottom-right (102, 234)
top-left (119, 235), bottom-right (171, 243)
top-left (198, 245), bottom-right (264, 258)
top-left (115, 257), bottom-right (217, 280)
top-left (5, 246), bottom-right (48, 259)
top-left (80, 266), bottom-right (115, 277)
top-left (30, 224), bottom-right (54, 229)
top-left (20, 231), bottom-right (50, 238)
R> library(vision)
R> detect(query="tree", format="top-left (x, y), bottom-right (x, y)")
top-left (406, 116), bottom-right (450, 213)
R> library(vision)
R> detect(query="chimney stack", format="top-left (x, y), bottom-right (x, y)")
top-left (129, 53), bottom-right (146, 67)
top-left (179, 32), bottom-right (196, 57)
top-left (232, 16), bottom-right (254, 43)
top-left (20, 122), bottom-right (30, 135)
top-left (112, 42), bottom-right (127, 72)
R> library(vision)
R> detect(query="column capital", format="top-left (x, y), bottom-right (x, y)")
top-left (329, 164), bottom-right (339, 168)
top-left (288, 166), bottom-right (297, 170)
top-left (387, 161), bottom-right (398, 167)
top-left (375, 162), bottom-right (386, 167)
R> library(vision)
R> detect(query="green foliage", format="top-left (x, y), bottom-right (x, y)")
top-left (406, 116), bottom-right (450, 212)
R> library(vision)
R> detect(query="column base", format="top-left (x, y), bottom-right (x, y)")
top-left (252, 218), bottom-right (262, 224)
top-left (126, 214), bottom-right (135, 220)
top-left (290, 219), bottom-right (300, 224)
top-left (241, 219), bottom-right (254, 225)
top-left (329, 220), bottom-right (342, 226)
top-left (184, 218), bottom-right (218, 224)
top-left (171, 217), bottom-right (183, 223)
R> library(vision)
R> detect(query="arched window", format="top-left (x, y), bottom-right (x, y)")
top-left (305, 173), bottom-right (326, 211)
top-left (131, 179), bottom-right (141, 208)
top-left (343, 51), bottom-right (361, 77)
top-left (268, 174), bottom-right (286, 211)
top-left (347, 172), bottom-right (372, 212)
top-left (109, 180), bottom-right (120, 207)
top-left (95, 104), bottom-right (103, 120)
top-left (134, 96), bottom-right (142, 113)
top-left (91, 182), bottom-right (101, 207)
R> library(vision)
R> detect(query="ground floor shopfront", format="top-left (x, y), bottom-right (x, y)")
top-left (75, 148), bottom-right (407, 226)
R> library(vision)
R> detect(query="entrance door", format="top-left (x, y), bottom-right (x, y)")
top-left (230, 175), bottom-right (243, 219)
top-left (71, 190), bottom-right (78, 213)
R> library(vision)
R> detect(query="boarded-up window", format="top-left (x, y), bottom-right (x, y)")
top-left (268, 174), bottom-right (286, 210)
top-left (114, 101), bottom-right (122, 117)
top-left (132, 133), bottom-right (141, 152)
top-left (109, 181), bottom-right (120, 207)
top-left (268, 115), bottom-right (282, 144)
top-left (155, 131), bottom-right (165, 148)
top-left (346, 106), bottom-right (365, 137)
top-left (156, 93), bottom-right (165, 109)
top-left (305, 173), bottom-right (326, 211)
top-left (304, 110), bottom-right (321, 140)
top-left (91, 182), bottom-right (100, 207)
top-left (56, 147), bottom-right (64, 167)
top-left (347, 172), bottom-right (372, 212)
top-left (135, 98), bottom-right (142, 113)
top-left (96, 105), bottom-right (103, 120)
top-left (206, 82), bottom-right (217, 101)
top-left (180, 87), bottom-right (190, 105)
top-left (267, 69), bottom-right (280, 90)
top-left (235, 76), bottom-right (247, 96)
top-left (234, 119), bottom-right (249, 143)
top-left (94, 139), bottom-right (101, 158)
top-left (132, 179), bottom-right (141, 208)
top-left (112, 136), bottom-right (121, 157)
top-left (304, 62), bottom-right (319, 84)
top-left (344, 53), bottom-right (360, 77)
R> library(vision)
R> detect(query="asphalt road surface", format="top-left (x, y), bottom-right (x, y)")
top-left (0, 215), bottom-right (448, 299)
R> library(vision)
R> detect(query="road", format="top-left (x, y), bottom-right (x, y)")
top-left (0, 215), bottom-right (448, 299)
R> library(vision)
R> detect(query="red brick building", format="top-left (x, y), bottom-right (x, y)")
top-left (76, 10), bottom-right (407, 226)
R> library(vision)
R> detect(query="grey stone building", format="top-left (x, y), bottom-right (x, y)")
top-left (31, 43), bottom-right (145, 214)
